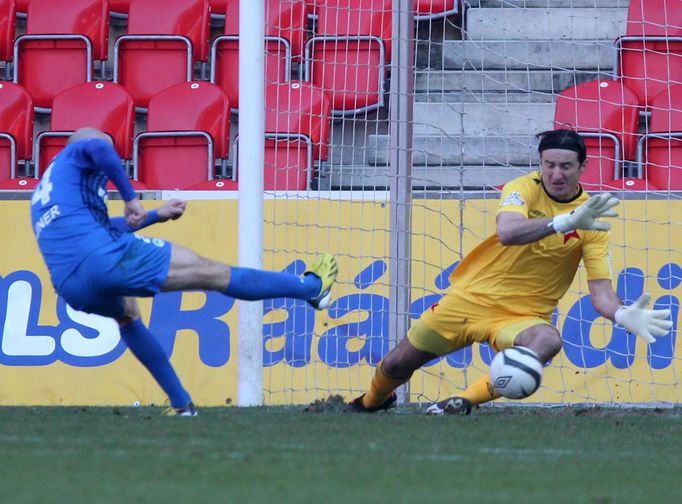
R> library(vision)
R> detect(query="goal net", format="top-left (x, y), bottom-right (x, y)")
top-left (258, 0), bottom-right (680, 407)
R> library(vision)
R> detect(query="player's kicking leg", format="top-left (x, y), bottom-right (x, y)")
top-left (162, 244), bottom-right (338, 309)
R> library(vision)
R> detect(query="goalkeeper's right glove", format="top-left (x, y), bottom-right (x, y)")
top-left (550, 193), bottom-right (619, 233)
top-left (615, 293), bottom-right (673, 344)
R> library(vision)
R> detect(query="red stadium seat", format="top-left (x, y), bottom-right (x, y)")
top-left (210, 0), bottom-right (307, 111)
top-left (554, 80), bottom-right (641, 190)
top-left (230, 82), bottom-right (331, 190)
top-left (265, 81), bottom-right (332, 162)
top-left (13, 0), bottom-right (109, 112)
top-left (113, 0), bottom-right (211, 111)
top-left (0, 0), bottom-right (15, 66)
top-left (34, 82), bottom-right (135, 180)
top-left (304, 0), bottom-right (391, 115)
top-left (0, 82), bottom-right (34, 189)
top-left (135, 82), bottom-right (231, 190)
top-left (265, 81), bottom-right (332, 189)
top-left (233, 135), bottom-right (312, 191)
top-left (636, 84), bottom-right (682, 190)
top-left (615, 0), bottom-right (682, 107)
top-left (415, 0), bottom-right (459, 20)
top-left (14, 0), bottom-right (28, 13)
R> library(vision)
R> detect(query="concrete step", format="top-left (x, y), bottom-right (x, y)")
top-left (367, 135), bottom-right (541, 166)
top-left (414, 90), bottom-right (558, 102)
top-left (415, 69), bottom-right (608, 95)
top-left (326, 114), bottom-right (388, 166)
top-left (412, 102), bottom-right (555, 136)
top-left (431, 40), bottom-right (617, 71)
top-left (465, 8), bottom-right (628, 40)
top-left (471, 0), bottom-right (630, 8)
top-left (323, 164), bottom-right (530, 190)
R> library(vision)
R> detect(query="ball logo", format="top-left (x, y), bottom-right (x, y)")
top-left (494, 376), bottom-right (512, 388)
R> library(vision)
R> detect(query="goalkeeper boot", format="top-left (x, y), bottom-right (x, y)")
top-left (305, 253), bottom-right (338, 310)
top-left (347, 392), bottom-right (397, 413)
top-left (425, 397), bottom-right (472, 416)
top-left (162, 402), bottom-right (198, 417)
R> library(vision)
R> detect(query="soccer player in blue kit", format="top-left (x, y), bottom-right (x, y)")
top-left (30, 128), bottom-right (338, 416)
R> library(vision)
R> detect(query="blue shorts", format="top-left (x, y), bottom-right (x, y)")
top-left (57, 233), bottom-right (172, 318)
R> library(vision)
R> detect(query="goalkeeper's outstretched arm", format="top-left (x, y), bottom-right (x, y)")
top-left (497, 193), bottom-right (619, 246)
top-left (589, 279), bottom-right (673, 344)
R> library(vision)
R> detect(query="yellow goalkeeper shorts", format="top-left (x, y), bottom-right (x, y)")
top-left (407, 289), bottom-right (553, 356)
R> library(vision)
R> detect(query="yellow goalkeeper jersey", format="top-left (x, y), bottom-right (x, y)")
top-left (449, 170), bottom-right (612, 319)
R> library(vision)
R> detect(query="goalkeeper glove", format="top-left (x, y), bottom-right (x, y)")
top-left (551, 193), bottom-right (619, 233)
top-left (615, 293), bottom-right (673, 344)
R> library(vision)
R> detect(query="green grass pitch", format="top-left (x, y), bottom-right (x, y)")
top-left (1, 403), bottom-right (681, 503)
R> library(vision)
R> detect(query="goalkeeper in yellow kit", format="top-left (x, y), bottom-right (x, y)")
top-left (349, 129), bottom-right (673, 414)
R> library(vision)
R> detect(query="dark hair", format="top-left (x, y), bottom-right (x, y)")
top-left (536, 129), bottom-right (587, 163)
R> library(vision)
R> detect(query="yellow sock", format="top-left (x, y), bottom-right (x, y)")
top-left (459, 374), bottom-right (501, 406)
top-left (362, 363), bottom-right (410, 409)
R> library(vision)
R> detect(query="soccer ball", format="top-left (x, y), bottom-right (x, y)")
top-left (490, 347), bottom-right (543, 399)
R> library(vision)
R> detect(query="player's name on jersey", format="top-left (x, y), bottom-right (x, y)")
top-left (32, 205), bottom-right (61, 238)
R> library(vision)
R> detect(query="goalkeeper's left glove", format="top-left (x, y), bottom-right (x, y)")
top-left (615, 293), bottom-right (674, 343)
top-left (551, 193), bottom-right (619, 233)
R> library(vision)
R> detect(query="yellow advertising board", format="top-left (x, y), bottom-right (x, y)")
top-left (1, 198), bottom-right (679, 406)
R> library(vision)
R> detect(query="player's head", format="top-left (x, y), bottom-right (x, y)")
top-left (67, 127), bottom-right (114, 147)
top-left (536, 129), bottom-right (588, 200)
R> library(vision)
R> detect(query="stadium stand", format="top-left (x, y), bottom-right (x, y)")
top-left (0, 0), bottom-right (15, 77)
top-left (554, 79), bottom-right (641, 190)
top-left (615, 0), bottom-right (682, 108)
top-left (13, 0), bottom-right (109, 112)
top-left (636, 83), bottom-right (682, 190)
top-left (0, 81), bottom-right (33, 188)
top-left (304, 0), bottom-right (391, 116)
top-left (364, 4), bottom-right (628, 189)
top-left (210, 0), bottom-right (305, 111)
top-left (34, 82), bottom-right (135, 180)
top-left (7, 1), bottom-right (679, 193)
top-left (113, 0), bottom-right (211, 111)
top-left (134, 81), bottom-right (231, 190)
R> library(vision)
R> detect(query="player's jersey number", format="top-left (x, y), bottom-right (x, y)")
top-left (31, 163), bottom-right (54, 206)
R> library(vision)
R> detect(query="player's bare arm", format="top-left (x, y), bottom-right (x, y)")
top-left (496, 211), bottom-right (555, 245)
top-left (157, 199), bottom-right (186, 222)
top-left (588, 279), bottom-right (623, 321)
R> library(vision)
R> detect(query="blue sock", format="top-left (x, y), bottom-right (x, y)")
top-left (119, 319), bottom-right (191, 409)
top-left (225, 267), bottom-right (322, 301)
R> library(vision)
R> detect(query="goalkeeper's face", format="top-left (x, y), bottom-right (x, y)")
top-left (540, 149), bottom-right (587, 200)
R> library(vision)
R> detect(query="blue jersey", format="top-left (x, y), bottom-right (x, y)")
top-left (30, 138), bottom-right (137, 289)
